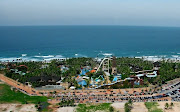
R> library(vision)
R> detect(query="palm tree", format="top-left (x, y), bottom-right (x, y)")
top-left (141, 89), bottom-right (144, 93)
top-left (170, 102), bottom-right (174, 109)
top-left (128, 99), bottom-right (132, 106)
top-left (109, 106), bottom-right (114, 112)
top-left (165, 103), bottom-right (169, 109)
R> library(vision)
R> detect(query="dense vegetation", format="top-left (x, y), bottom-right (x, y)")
top-left (124, 100), bottom-right (133, 112)
top-left (76, 103), bottom-right (113, 112)
top-left (117, 57), bottom-right (180, 86)
top-left (2, 57), bottom-right (180, 88)
top-left (116, 57), bottom-right (153, 79)
top-left (59, 99), bottom-right (75, 107)
top-left (153, 61), bottom-right (180, 85)
top-left (144, 102), bottom-right (163, 112)
top-left (4, 58), bottom-right (96, 87)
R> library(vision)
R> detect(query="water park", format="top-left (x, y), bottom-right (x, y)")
top-left (2, 54), bottom-right (179, 91)
top-left (74, 56), bottom-right (159, 89)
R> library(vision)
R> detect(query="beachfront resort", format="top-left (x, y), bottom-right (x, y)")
top-left (1, 56), bottom-right (180, 111)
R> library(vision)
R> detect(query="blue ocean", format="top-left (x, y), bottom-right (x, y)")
top-left (0, 25), bottom-right (180, 61)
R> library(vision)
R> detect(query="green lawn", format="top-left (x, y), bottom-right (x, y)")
top-left (76, 103), bottom-right (112, 112)
top-left (0, 84), bottom-right (47, 104)
top-left (145, 102), bottom-right (163, 112)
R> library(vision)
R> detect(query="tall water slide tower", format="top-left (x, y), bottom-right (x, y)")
top-left (96, 57), bottom-right (110, 73)
top-left (96, 56), bottom-right (117, 75)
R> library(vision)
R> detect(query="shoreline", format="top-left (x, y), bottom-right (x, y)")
top-left (1, 55), bottom-right (180, 63)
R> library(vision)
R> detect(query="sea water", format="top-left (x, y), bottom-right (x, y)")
top-left (0, 25), bottom-right (180, 61)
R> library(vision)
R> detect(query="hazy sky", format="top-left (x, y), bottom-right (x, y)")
top-left (0, 0), bottom-right (180, 26)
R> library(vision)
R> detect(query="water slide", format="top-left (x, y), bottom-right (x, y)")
top-left (96, 58), bottom-right (110, 73)
top-left (95, 75), bottom-right (104, 82)
top-left (136, 74), bottom-right (145, 77)
top-left (112, 76), bottom-right (118, 82)
top-left (92, 72), bottom-right (157, 89)
top-left (146, 71), bottom-right (157, 78)
top-left (135, 71), bottom-right (157, 78)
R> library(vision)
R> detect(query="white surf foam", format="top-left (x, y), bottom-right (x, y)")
top-left (172, 55), bottom-right (179, 58)
top-left (21, 57), bottom-right (41, 61)
top-left (42, 55), bottom-right (64, 61)
top-left (135, 56), bottom-right (142, 59)
top-left (74, 54), bottom-right (87, 57)
top-left (34, 55), bottom-right (54, 58)
top-left (142, 55), bottom-right (180, 62)
top-left (22, 54), bottom-right (27, 57)
top-left (102, 53), bottom-right (113, 56)
top-left (0, 57), bottom-right (21, 62)
top-left (142, 56), bottom-right (163, 62)
top-left (0, 56), bottom-right (44, 62)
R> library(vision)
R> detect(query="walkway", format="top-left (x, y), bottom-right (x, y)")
top-left (0, 74), bottom-right (40, 96)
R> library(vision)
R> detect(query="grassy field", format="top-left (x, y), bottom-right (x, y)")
top-left (144, 102), bottom-right (163, 112)
top-left (0, 84), bottom-right (47, 104)
top-left (76, 103), bottom-right (113, 112)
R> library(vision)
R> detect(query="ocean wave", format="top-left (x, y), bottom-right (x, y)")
top-left (0, 57), bottom-right (42, 62)
top-left (34, 55), bottom-right (54, 58)
top-left (172, 55), bottom-right (179, 58)
top-left (32, 55), bottom-right (64, 61)
top-left (135, 56), bottom-right (142, 59)
top-left (42, 55), bottom-right (64, 61)
top-left (1, 54), bottom-right (180, 62)
top-left (142, 55), bottom-right (167, 62)
top-left (142, 55), bottom-right (180, 62)
top-left (158, 55), bottom-right (167, 58)
top-left (22, 54), bottom-right (27, 57)
top-left (74, 54), bottom-right (87, 57)
top-left (102, 53), bottom-right (113, 56)
top-left (143, 57), bottom-right (162, 62)
top-left (143, 55), bottom-right (167, 58)
top-left (54, 55), bottom-right (63, 58)
top-left (21, 57), bottom-right (41, 61)
top-left (0, 57), bottom-right (21, 62)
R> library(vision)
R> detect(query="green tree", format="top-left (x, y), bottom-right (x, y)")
top-left (128, 99), bottom-right (132, 106)
top-left (170, 102), bottom-right (174, 109)
top-left (165, 103), bottom-right (169, 109)
top-left (124, 102), bottom-right (131, 112)
top-left (109, 106), bottom-right (114, 112)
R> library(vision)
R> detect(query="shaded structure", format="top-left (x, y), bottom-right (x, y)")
top-left (28, 76), bottom-right (61, 87)
top-left (153, 61), bottom-right (161, 74)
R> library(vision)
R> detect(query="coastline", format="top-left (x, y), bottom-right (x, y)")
top-left (1, 55), bottom-right (180, 63)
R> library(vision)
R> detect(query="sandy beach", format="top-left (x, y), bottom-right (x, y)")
top-left (0, 104), bottom-right (37, 112)
top-left (56, 107), bottom-right (76, 112)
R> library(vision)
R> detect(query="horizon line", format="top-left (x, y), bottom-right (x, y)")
top-left (0, 24), bottom-right (180, 28)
